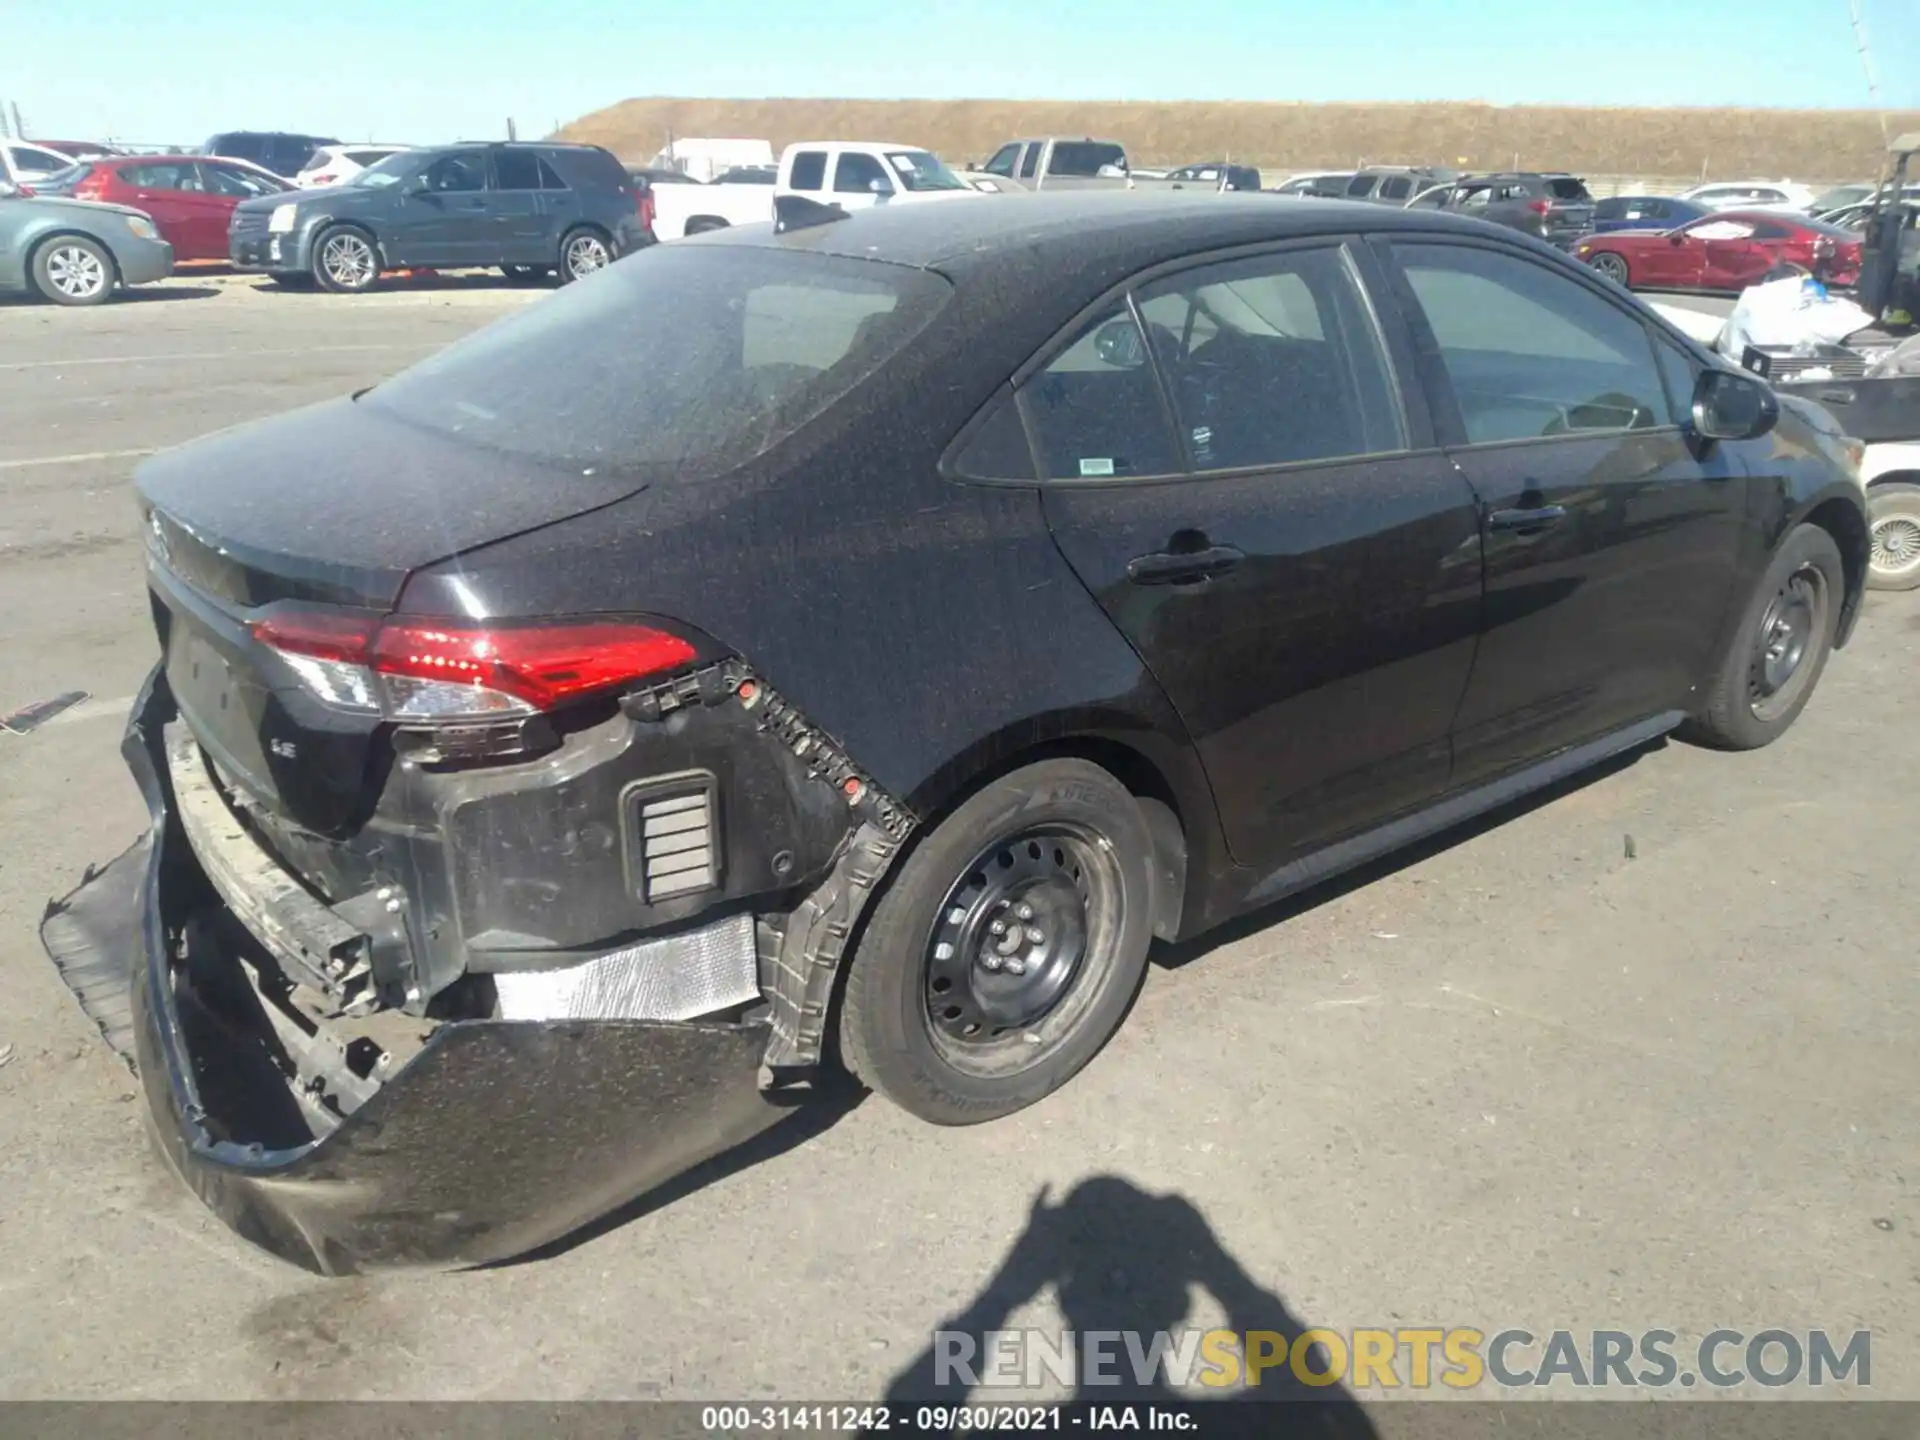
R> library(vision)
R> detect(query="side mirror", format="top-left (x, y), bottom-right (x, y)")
top-left (0, 180), bottom-right (17, 199)
top-left (403, 176), bottom-right (432, 197)
top-left (1094, 318), bottom-right (1147, 369)
top-left (1097, 163), bottom-right (1128, 179)
top-left (1668, 232), bottom-right (1686, 245)
top-left (1692, 368), bottom-right (1778, 442)
top-left (868, 177), bottom-right (890, 196)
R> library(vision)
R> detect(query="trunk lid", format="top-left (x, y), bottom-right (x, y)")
top-left (137, 396), bottom-right (651, 832)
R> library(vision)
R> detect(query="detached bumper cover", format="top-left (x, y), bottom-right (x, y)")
top-left (39, 668), bottom-right (793, 1275)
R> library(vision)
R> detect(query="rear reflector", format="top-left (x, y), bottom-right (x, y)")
top-left (251, 610), bottom-right (697, 722)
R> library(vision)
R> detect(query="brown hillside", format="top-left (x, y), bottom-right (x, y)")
top-left (557, 97), bottom-right (1917, 183)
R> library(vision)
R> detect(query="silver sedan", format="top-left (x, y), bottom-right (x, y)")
top-left (0, 183), bottom-right (173, 306)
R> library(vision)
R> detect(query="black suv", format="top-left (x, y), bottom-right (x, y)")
top-left (228, 141), bottom-right (651, 293)
top-left (1410, 172), bottom-right (1596, 248)
top-left (204, 132), bottom-right (340, 178)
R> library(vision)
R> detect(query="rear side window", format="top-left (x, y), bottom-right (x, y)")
top-left (344, 148), bottom-right (397, 167)
top-left (1595, 198), bottom-right (1625, 220)
top-left (1380, 176), bottom-right (1412, 200)
top-left (120, 162), bottom-right (198, 190)
top-left (1345, 174), bottom-right (1376, 197)
top-left (364, 247), bottom-right (951, 477)
top-left (1018, 146), bottom-right (1041, 180)
top-left (1134, 247), bottom-right (1404, 471)
top-left (1547, 177), bottom-right (1591, 201)
top-left (951, 392), bottom-right (1035, 481)
top-left (545, 148), bottom-right (625, 191)
top-left (1048, 142), bottom-right (1125, 177)
top-left (537, 157), bottom-right (568, 190)
top-left (493, 150), bottom-right (542, 190)
top-left (1393, 241), bottom-right (1677, 444)
top-left (787, 150), bottom-right (827, 191)
top-left (1023, 307), bottom-right (1181, 479)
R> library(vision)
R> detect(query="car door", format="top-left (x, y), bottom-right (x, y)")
top-left (388, 149), bottom-right (490, 266)
top-left (487, 149), bottom-right (547, 262)
top-left (1379, 237), bottom-right (1747, 786)
top-left (197, 162), bottom-right (283, 260)
top-left (1031, 241), bottom-right (1485, 869)
top-left (1699, 218), bottom-right (1766, 290)
top-left (117, 161), bottom-right (218, 257)
top-left (832, 150), bottom-right (895, 210)
top-left (1637, 219), bottom-right (1710, 289)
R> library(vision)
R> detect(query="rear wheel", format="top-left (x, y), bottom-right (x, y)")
top-left (1679, 523), bottom-right (1844, 750)
top-left (31, 235), bottom-right (117, 306)
top-left (311, 225), bottom-right (379, 293)
top-left (837, 759), bottom-right (1156, 1125)
top-left (1867, 481), bottom-right (1920, 590)
top-left (557, 228), bottom-right (611, 283)
top-left (1589, 250), bottom-right (1631, 287)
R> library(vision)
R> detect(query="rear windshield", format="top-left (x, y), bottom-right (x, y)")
top-left (1049, 141), bottom-right (1127, 178)
top-left (362, 246), bottom-right (951, 476)
top-left (1546, 177), bottom-right (1592, 201)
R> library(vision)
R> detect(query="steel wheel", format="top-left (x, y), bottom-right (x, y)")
top-left (1591, 252), bottom-right (1629, 286)
top-left (42, 241), bottom-right (111, 302)
top-left (1871, 509), bottom-right (1920, 585)
top-left (562, 231), bottom-right (610, 281)
top-left (1748, 561), bottom-right (1830, 723)
top-left (923, 825), bottom-right (1125, 1075)
top-left (318, 231), bottom-right (376, 291)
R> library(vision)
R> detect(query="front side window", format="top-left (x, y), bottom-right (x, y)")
top-left (885, 151), bottom-right (965, 192)
top-left (120, 162), bottom-right (198, 191)
top-left (983, 144), bottom-right (1020, 178)
top-left (1686, 218), bottom-right (1758, 241)
top-left (1381, 176), bottom-right (1413, 200)
top-left (834, 151), bottom-right (892, 195)
top-left (1022, 308), bottom-right (1181, 480)
top-left (421, 151), bottom-right (486, 193)
top-left (787, 150), bottom-right (827, 191)
top-left (1134, 247), bottom-right (1405, 471)
top-left (1345, 174), bottom-right (1376, 197)
top-left (1018, 146), bottom-right (1042, 180)
top-left (201, 163), bottom-right (283, 198)
top-left (1394, 242), bottom-right (1676, 444)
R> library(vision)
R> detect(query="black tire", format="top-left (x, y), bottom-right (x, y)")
top-left (500, 263), bottom-right (554, 285)
top-left (1679, 523), bottom-right (1845, 750)
top-left (1588, 250), bottom-right (1631, 287)
top-left (30, 234), bottom-right (117, 306)
top-left (1867, 481), bottom-right (1920, 591)
top-left (684, 217), bottom-right (729, 236)
top-left (557, 227), bottom-right (612, 283)
top-left (837, 759), bottom-right (1156, 1125)
top-left (311, 225), bottom-right (379, 293)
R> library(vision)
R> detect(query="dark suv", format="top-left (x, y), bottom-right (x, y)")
top-left (228, 141), bottom-right (651, 293)
top-left (1411, 172), bottom-right (1596, 248)
top-left (204, 132), bottom-right (340, 179)
top-left (1340, 167), bottom-right (1454, 205)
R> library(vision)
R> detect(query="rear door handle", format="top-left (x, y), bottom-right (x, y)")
top-left (1126, 544), bottom-right (1245, 585)
top-left (1487, 504), bottom-right (1567, 533)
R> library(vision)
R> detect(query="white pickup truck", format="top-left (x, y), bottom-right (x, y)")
top-left (650, 141), bottom-right (978, 239)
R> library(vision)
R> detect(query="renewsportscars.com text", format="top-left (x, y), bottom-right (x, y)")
top-left (933, 1327), bottom-right (1872, 1391)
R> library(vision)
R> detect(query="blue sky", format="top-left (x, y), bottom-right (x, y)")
top-left (7, 0), bottom-right (1917, 147)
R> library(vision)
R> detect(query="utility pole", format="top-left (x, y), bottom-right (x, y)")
top-left (507, 117), bottom-right (518, 140)
top-left (0, 102), bottom-right (10, 139)
top-left (1847, 0), bottom-right (1889, 145)
top-left (7, 102), bottom-right (21, 140)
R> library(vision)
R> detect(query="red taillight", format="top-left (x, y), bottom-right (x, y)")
top-left (250, 611), bottom-right (696, 721)
top-left (15, 184), bottom-right (33, 198)
top-left (637, 187), bottom-right (656, 231)
top-left (1527, 199), bottom-right (1552, 216)
top-left (74, 173), bottom-right (108, 200)
top-left (311, 173), bottom-right (337, 186)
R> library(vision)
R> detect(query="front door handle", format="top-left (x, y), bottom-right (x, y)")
top-left (1487, 504), bottom-right (1567, 533)
top-left (1126, 544), bottom-right (1245, 585)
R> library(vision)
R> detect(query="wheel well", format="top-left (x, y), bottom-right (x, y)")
top-left (1867, 469), bottom-right (1920, 491)
top-left (1804, 495), bottom-right (1870, 611)
top-left (686, 216), bottom-right (730, 233)
top-left (26, 230), bottom-right (115, 278)
top-left (916, 736), bottom-right (1190, 941)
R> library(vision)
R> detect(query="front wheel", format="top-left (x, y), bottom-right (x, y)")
top-left (1589, 250), bottom-right (1631, 287)
top-left (32, 235), bottom-right (117, 306)
top-left (1867, 481), bottom-right (1920, 590)
top-left (558, 228), bottom-right (611, 283)
top-left (837, 759), bottom-right (1157, 1125)
top-left (1679, 523), bottom-right (1845, 750)
top-left (312, 226), bottom-right (380, 293)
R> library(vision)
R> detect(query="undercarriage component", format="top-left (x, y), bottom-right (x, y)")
top-left (491, 910), bottom-right (760, 1022)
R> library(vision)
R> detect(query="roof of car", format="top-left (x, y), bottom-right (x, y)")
top-left (711, 191), bottom-right (1517, 274)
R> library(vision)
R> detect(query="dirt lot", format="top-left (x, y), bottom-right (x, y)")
top-left (0, 275), bottom-right (1915, 1407)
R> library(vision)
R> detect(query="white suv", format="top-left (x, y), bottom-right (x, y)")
top-left (295, 144), bottom-right (410, 189)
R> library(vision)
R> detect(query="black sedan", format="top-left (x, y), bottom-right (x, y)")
top-left (44, 193), bottom-right (1870, 1274)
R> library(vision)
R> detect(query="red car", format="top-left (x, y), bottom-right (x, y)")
top-left (32, 155), bottom-right (291, 261)
top-left (1575, 209), bottom-right (1862, 293)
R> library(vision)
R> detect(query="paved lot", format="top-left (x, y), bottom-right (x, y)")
top-left (0, 276), bottom-right (1915, 1407)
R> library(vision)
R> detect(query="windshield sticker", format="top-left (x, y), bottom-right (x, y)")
top-left (1079, 458), bottom-right (1117, 477)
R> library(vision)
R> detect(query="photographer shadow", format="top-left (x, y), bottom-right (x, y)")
top-left (878, 1175), bottom-right (1378, 1438)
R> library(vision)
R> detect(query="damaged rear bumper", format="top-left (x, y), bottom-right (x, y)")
top-left (40, 668), bottom-right (799, 1275)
